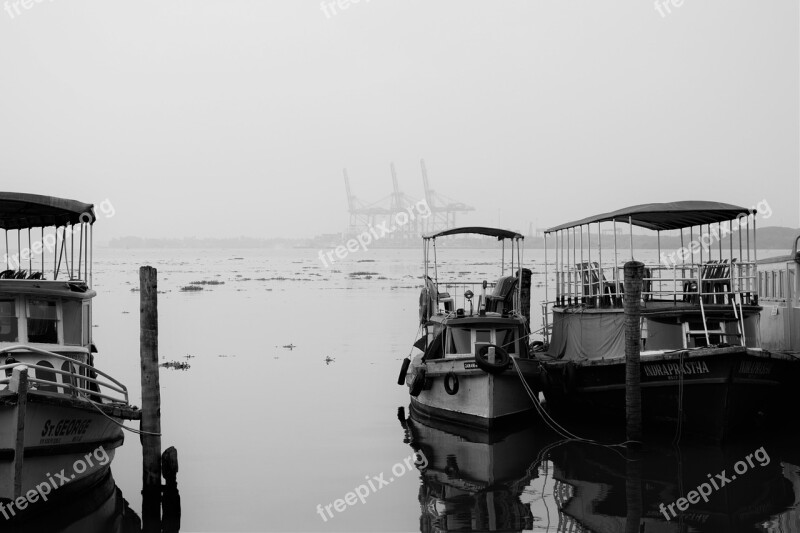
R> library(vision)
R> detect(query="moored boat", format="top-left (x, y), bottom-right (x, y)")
top-left (535, 201), bottom-right (800, 441)
top-left (0, 193), bottom-right (139, 504)
top-left (757, 233), bottom-right (800, 353)
top-left (399, 227), bottom-right (541, 429)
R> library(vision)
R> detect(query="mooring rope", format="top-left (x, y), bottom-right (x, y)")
top-left (510, 357), bottom-right (639, 450)
top-left (79, 396), bottom-right (162, 437)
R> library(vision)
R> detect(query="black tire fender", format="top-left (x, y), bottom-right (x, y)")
top-left (474, 344), bottom-right (511, 375)
top-left (410, 367), bottom-right (426, 397)
top-left (444, 372), bottom-right (459, 395)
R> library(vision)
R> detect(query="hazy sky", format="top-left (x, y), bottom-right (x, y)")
top-left (1, 1), bottom-right (797, 239)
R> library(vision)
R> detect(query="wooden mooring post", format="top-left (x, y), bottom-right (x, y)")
top-left (623, 261), bottom-right (644, 445)
top-left (140, 266), bottom-right (162, 530)
top-left (140, 266), bottom-right (181, 533)
top-left (10, 365), bottom-right (28, 499)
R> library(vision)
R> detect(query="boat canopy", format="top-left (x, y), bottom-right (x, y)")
top-left (545, 201), bottom-right (753, 233)
top-left (424, 226), bottom-right (523, 240)
top-left (0, 193), bottom-right (95, 230)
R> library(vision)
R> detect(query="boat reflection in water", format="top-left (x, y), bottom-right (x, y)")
top-left (1, 470), bottom-right (143, 533)
top-left (400, 407), bottom-right (800, 532)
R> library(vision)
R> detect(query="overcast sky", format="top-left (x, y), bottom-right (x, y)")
top-left (1, 1), bottom-right (797, 239)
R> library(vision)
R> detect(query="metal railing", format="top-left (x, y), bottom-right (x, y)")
top-left (554, 261), bottom-right (758, 307)
top-left (0, 345), bottom-right (128, 404)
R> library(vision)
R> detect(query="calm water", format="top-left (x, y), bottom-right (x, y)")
top-left (36, 246), bottom-right (800, 531)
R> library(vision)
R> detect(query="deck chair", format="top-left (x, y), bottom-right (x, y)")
top-left (576, 262), bottom-right (618, 306)
top-left (485, 276), bottom-right (517, 313)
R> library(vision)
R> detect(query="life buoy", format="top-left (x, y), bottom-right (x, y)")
top-left (397, 358), bottom-right (411, 385)
top-left (410, 367), bottom-right (426, 397)
top-left (474, 344), bottom-right (510, 374)
top-left (444, 372), bottom-right (459, 395)
top-left (530, 340), bottom-right (544, 352)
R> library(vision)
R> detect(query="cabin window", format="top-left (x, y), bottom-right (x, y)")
top-left (63, 300), bottom-right (82, 346)
top-left (448, 328), bottom-right (473, 355)
top-left (779, 271), bottom-right (785, 299)
top-left (0, 298), bottom-right (17, 342)
top-left (27, 299), bottom-right (58, 344)
top-left (496, 328), bottom-right (518, 354)
top-left (476, 330), bottom-right (491, 344)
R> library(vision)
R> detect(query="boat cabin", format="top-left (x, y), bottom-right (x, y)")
top-left (0, 193), bottom-right (120, 401)
top-left (542, 201), bottom-right (762, 359)
top-left (418, 227), bottom-right (532, 361)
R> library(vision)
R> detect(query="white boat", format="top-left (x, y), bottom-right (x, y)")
top-left (399, 227), bottom-right (542, 428)
top-left (0, 193), bottom-right (139, 505)
top-left (757, 234), bottom-right (800, 353)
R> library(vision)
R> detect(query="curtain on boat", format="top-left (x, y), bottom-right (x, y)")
top-left (550, 312), bottom-right (625, 360)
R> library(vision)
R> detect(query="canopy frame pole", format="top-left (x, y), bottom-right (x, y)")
top-left (544, 233), bottom-right (549, 343)
top-left (565, 229), bottom-right (569, 304)
top-left (588, 224), bottom-right (593, 303)
top-left (613, 219), bottom-right (619, 298)
top-left (598, 222), bottom-right (603, 306)
top-left (628, 216), bottom-right (633, 261)
top-left (27, 228), bottom-right (31, 273)
top-left (579, 226), bottom-right (584, 305)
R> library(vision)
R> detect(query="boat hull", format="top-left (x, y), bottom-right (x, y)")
top-left (539, 347), bottom-right (799, 441)
top-left (0, 391), bottom-right (125, 501)
top-left (407, 356), bottom-right (542, 429)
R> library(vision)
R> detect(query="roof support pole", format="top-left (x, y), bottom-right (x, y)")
top-left (613, 219), bottom-right (619, 297)
top-left (598, 223), bottom-right (603, 305)
top-left (628, 216), bottom-right (633, 261)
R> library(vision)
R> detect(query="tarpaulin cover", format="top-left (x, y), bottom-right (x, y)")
top-left (549, 311), bottom-right (626, 360)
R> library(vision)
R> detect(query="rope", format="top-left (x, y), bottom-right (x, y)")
top-left (79, 396), bottom-right (162, 437)
top-left (510, 357), bottom-right (639, 450)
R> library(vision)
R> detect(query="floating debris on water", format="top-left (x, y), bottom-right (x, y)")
top-left (217, 354), bottom-right (236, 358)
top-left (161, 361), bottom-right (191, 370)
top-left (180, 285), bottom-right (203, 292)
top-left (190, 280), bottom-right (225, 286)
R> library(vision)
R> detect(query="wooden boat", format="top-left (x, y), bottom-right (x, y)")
top-left (535, 201), bottom-right (800, 441)
top-left (0, 193), bottom-right (139, 504)
top-left (399, 227), bottom-right (542, 429)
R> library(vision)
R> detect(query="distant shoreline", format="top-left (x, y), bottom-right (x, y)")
top-left (105, 226), bottom-right (799, 251)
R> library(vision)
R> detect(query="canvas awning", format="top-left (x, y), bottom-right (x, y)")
top-left (546, 201), bottom-right (753, 233)
top-left (0, 193), bottom-right (95, 230)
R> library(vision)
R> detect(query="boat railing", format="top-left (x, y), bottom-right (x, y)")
top-left (438, 281), bottom-right (497, 313)
top-left (0, 344), bottom-right (128, 404)
top-left (554, 261), bottom-right (758, 307)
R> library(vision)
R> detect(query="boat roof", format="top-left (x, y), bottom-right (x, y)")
top-left (424, 226), bottom-right (523, 240)
top-left (545, 201), bottom-right (753, 233)
top-left (0, 192), bottom-right (95, 230)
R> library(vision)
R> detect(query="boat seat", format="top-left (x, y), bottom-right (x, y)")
top-left (683, 260), bottom-right (732, 304)
top-left (576, 262), bottom-right (620, 306)
top-left (485, 276), bottom-right (517, 313)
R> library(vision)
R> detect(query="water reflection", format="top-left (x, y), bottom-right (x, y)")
top-left (2, 471), bottom-right (141, 533)
top-left (3, 470), bottom-right (181, 533)
top-left (400, 408), bottom-right (800, 532)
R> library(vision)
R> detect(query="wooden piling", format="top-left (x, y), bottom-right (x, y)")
top-left (10, 365), bottom-right (28, 499)
top-left (140, 266), bottom-right (162, 490)
top-left (623, 261), bottom-right (644, 444)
